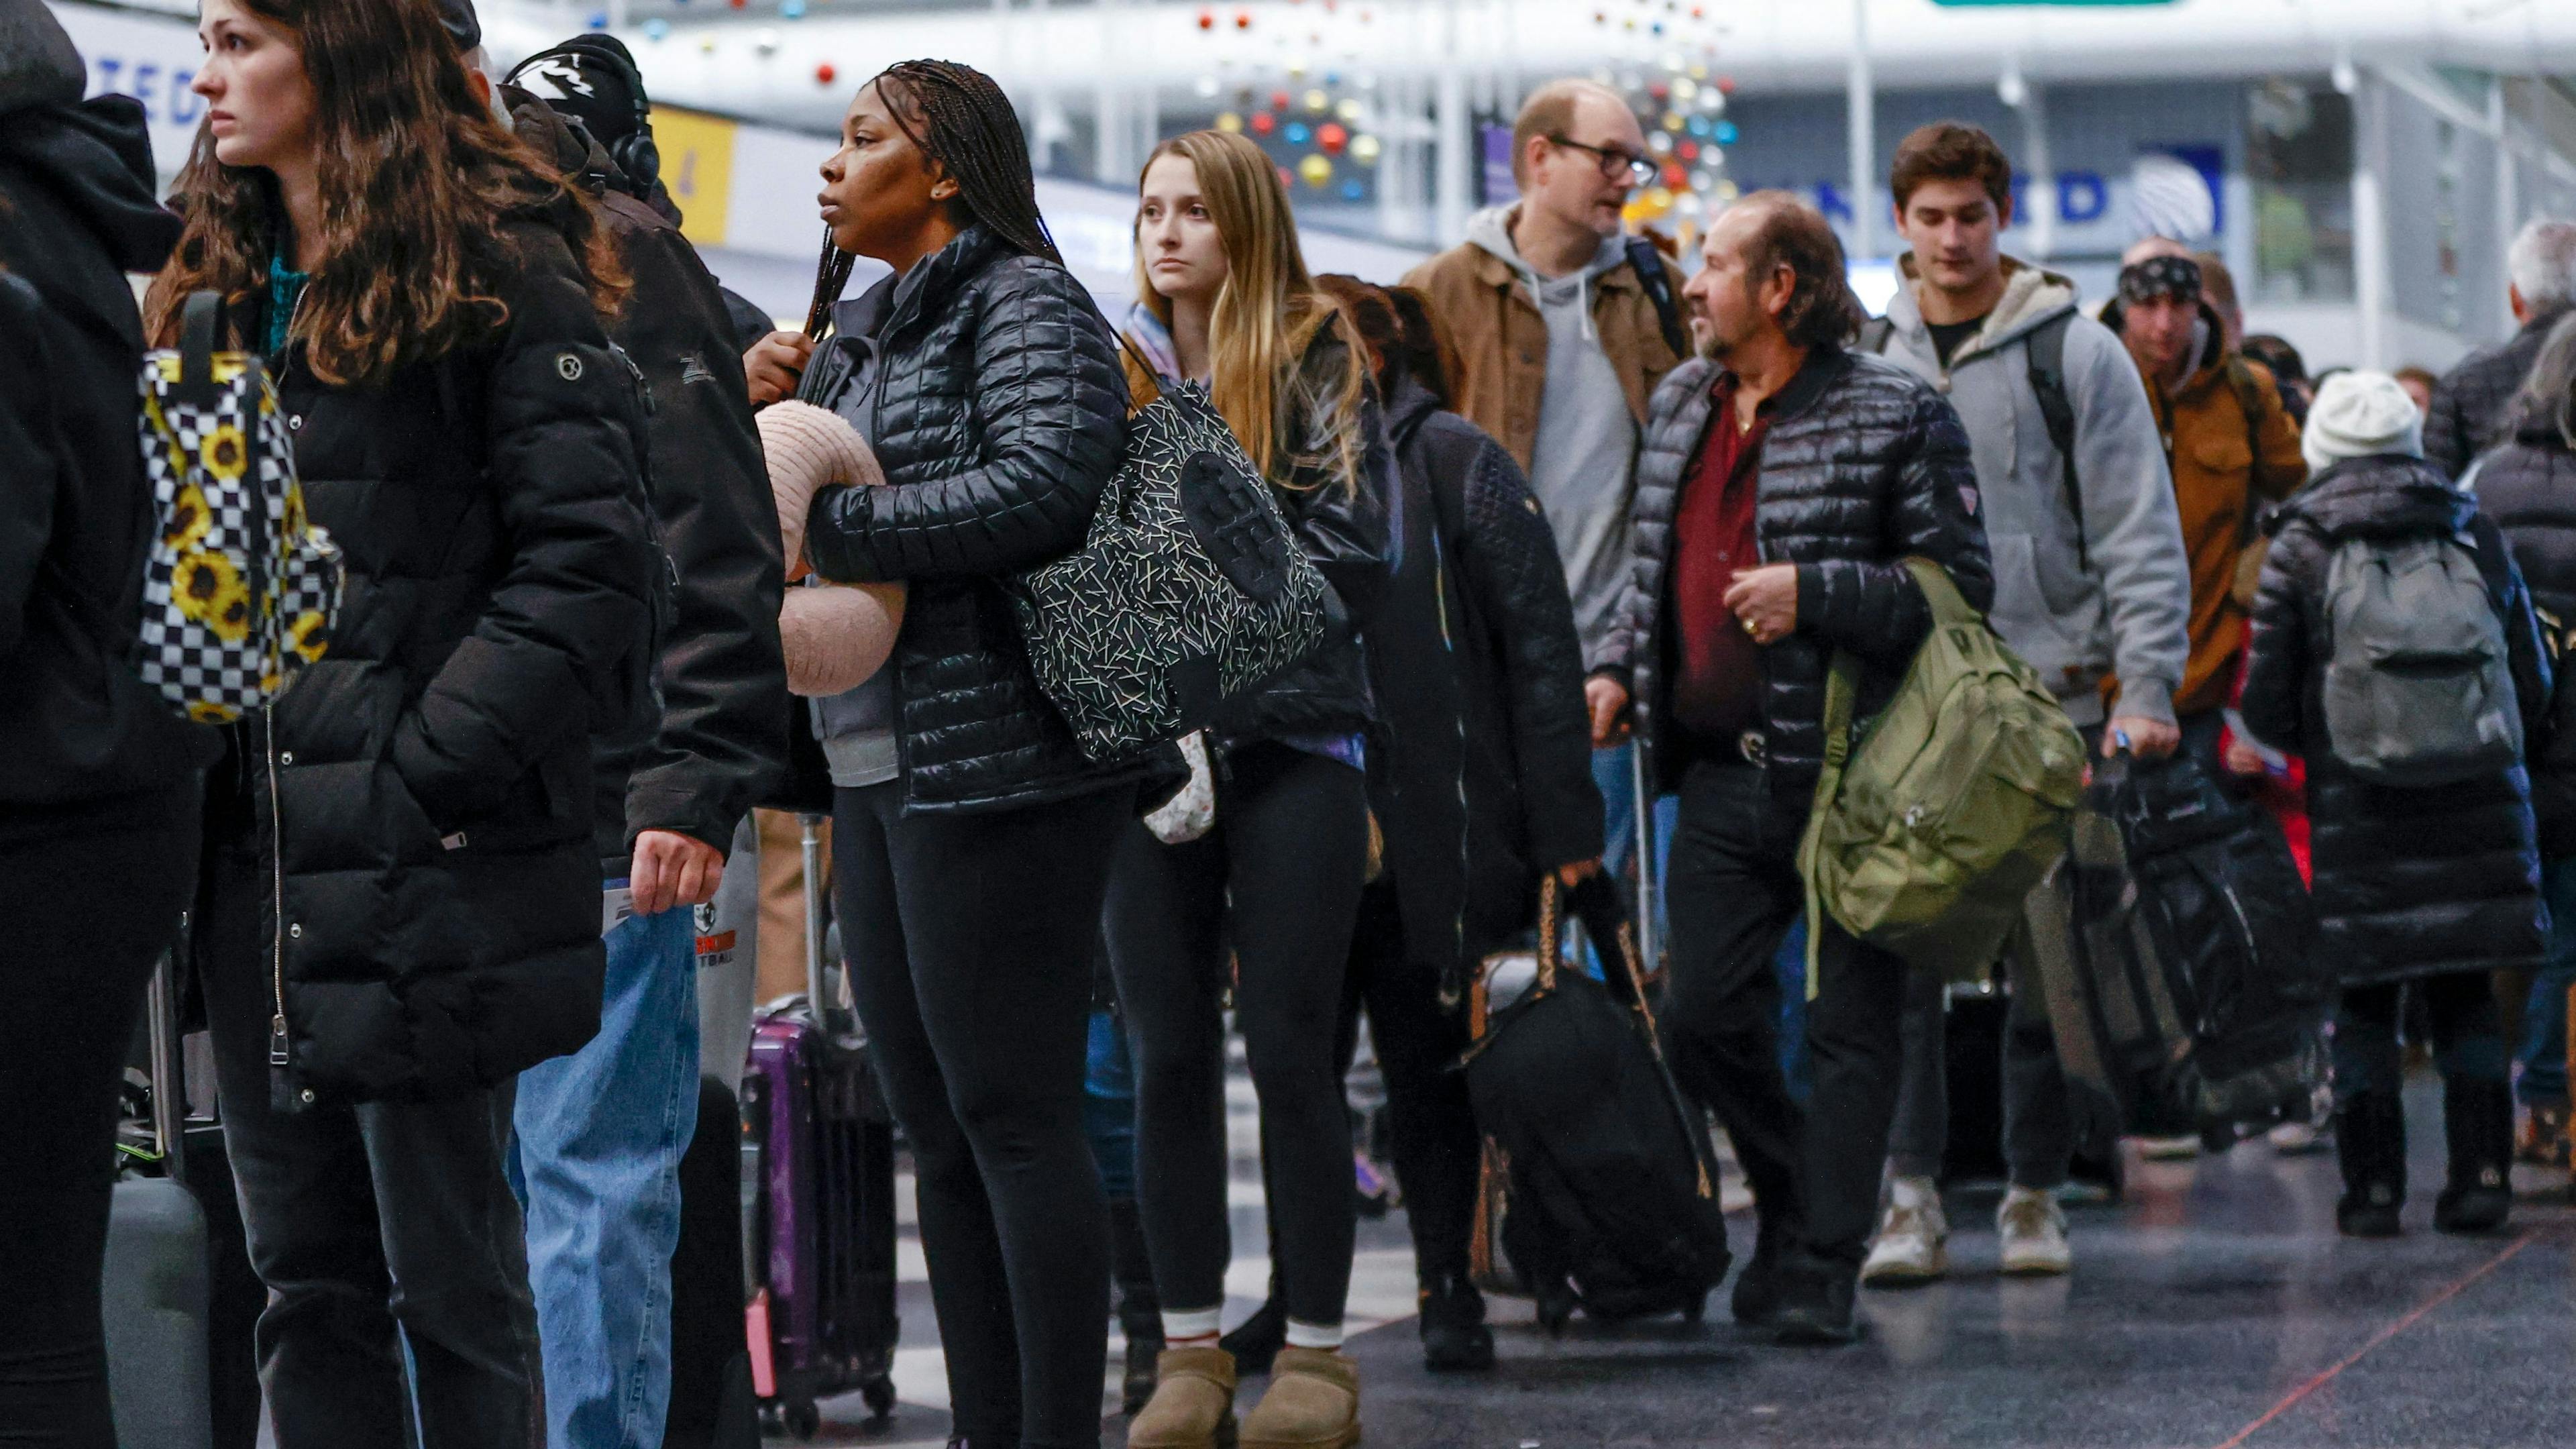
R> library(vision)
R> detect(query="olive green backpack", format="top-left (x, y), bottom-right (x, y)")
top-left (1796, 558), bottom-right (2088, 987)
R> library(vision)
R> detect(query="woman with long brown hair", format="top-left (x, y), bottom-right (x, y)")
top-left (1109, 129), bottom-right (1392, 1449)
top-left (153, 1), bottom-right (657, 1443)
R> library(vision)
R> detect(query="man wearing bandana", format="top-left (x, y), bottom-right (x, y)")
top-left (2102, 244), bottom-right (2307, 775)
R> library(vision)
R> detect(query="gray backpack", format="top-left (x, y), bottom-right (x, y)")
top-left (2320, 530), bottom-right (2522, 786)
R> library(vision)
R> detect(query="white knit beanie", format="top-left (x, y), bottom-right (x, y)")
top-left (2302, 370), bottom-right (2426, 476)
top-left (757, 401), bottom-right (906, 696)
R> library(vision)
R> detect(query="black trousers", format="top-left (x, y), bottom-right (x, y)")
top-left (200, 839), bottom-right (540, 1449)
top-left (0, 796), bottom-right (199, 1449)
top-left (1106, 742), bottom-right (1371, 1332)
top-left (1340, 878), bottom-right (1480, 1287)
top-left (1662, 757), bottom-right (1910, 1269)
top-left (833, 780), bottom-right (1133, 1449)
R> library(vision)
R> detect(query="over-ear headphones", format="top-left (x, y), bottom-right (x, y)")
top-left (508, 36), bottom-right (660, 189)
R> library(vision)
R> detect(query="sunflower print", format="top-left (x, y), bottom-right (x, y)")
top-left (286, 609), bottom-right (329, 664)
top-left (186, 700), bottom-right (240, 725)
top-left (163, 484), bottom-right (213, 549)
top-left (172, 549), bottom-right (254, 644)
top-left (203, 423), bottom-right (250, 482)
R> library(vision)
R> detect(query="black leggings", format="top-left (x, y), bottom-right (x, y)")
top-left (1106, 742), bottom-right (1371, 1332)
top-left (1340, 878), bottom-right (1480, 1287)
top-left (831, 781), bottom-right (1132, 1449)
top-left (0, 797), bottom-right (199, 1449)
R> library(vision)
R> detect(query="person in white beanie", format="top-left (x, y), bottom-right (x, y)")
top-left (2237, 366), bottom-right (2553, 1242)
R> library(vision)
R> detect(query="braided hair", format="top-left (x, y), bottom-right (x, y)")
top-left (872, 60), bottom-right (1061, 266)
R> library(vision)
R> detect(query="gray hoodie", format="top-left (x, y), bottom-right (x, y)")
top-left (1466, 205), bottom-right (1638, 674)
top-left (1872, 257), bottom-right (2192, 726)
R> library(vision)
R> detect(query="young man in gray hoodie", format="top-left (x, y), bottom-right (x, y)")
top-left (1403, 78), bottom-right (1690, 894)
top-left (1856, 122), bottom-right (2193, 1284)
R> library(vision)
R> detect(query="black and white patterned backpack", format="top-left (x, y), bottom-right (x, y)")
top-left (1012, 376), bottom-right (1332, 762)
top-left (134, 292), bottom-right (343, 722)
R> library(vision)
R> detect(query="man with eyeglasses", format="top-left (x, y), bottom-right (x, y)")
top-left (1405, 78), bottom-right (1690, 941)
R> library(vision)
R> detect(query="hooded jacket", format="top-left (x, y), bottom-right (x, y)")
top-left (506, 92), bottom-right (787, 871)
top-left (1366, 372), bottom-right (1602, 975)
top-left (1871, 257), bottom-right (2192, 726)
top-left (1402, 207), bottom-right (1689, 671)
top-left (0, 42), bottom-right (221, 850)
top-left (1605, 347), bottom-right (1994, 802)
top-left (2238, 455), bottom-right (2548, 986)
top-left (2465, 413), bottom-right (2576, 855)
top-left (2426, 303), bottom-right (2575, 480)
top-left (2102, 296), bottom-right (2308, 714)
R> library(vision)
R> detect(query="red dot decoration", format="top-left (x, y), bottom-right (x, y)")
top-left (1233, 9), bottom-right (1252, 27)
top-left (1271, 90), bottom-right (1292, 111)
top-left (1662, 161), bottom-right (1686, 188)
top-left (1318, 122), bottom-right (1348, 154)
top-left (1197, 9), bottom-right (1216, 27)
top-left (815, 61), bottom-right (836, 83)
top-left (1250, 110), bottom-right (1277, 135)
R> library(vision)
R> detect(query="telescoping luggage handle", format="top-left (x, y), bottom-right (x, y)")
top-left (798, 814), bottom-right (833, 1024)
top-left (129, 944), bottom-right (191, 1182)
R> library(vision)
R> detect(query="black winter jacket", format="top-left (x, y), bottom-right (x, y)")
top-left (1211, 324), bottom-right (1395, 748)
top-left (510, 95), bottom-right (787, 869)
top-left (204, 206), bottom-right (659, 1105)
top-left (1366, 376), bottom-right (1601, 975)
top-left (1606, 347), bottom-right (1993, 800)
top-left (2463, 421), bottom-right (2576, 855)
top-left (801, 226), bottom-right (1150, 812)
top-left (2426, 305), bottom-right (2573, 480)
top-left (0, 91), bottom-right (220, 850)
top-left (2238, 455), bottom-right (2548, 985)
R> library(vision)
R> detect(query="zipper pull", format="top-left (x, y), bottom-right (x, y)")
top-left (269, 1014), bottom-right (290, 1069)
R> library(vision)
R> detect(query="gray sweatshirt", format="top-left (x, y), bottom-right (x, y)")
top-left (1466, 205), bottom-right (1639, 674)
top-left (1872, 258), bottom-right (2192, 726)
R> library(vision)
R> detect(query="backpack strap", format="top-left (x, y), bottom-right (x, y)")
top-left (2022, 312), bottom-right (2090, 574)
top-left (1625, 237), bottom-right (1689, 360)
top-left (1856, 316), bottom-right (1896, 356)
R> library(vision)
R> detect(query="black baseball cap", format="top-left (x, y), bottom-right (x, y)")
top-left (507, 36), bottom-right (649, 149)
top-left (435, 0), bottom-right (480, 50)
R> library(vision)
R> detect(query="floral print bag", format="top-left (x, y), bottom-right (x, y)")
top-left (134, 291), bottom-right (343, 722)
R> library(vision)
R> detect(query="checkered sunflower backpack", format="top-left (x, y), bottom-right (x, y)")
top-left (135, 292), bottom-right (343, 723)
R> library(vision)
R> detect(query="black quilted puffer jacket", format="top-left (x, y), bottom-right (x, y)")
top-left (2237, 455), bottom-right (2549, 986)
top-left (1604, 347), bottom-right (1992, 802)
top-left (2424, 305), bottom-right (2573, 480)
top-left (802, 225), bottom-right (1152, 813)
top-left (2474, 418), bottom-right (2576, 854)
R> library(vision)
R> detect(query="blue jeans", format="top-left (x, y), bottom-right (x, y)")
top-left (2520, 857), bottom-right (2576, 1106)
top-left (511, 902), bottom-right (702, 1449)
top-left (1084, 1008), bottom-right (1142, 1200)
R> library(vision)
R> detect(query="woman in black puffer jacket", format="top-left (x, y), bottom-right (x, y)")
top-left (2239, 372), bottom-right (2549, 1242)
top-left (0, 9), bottom-right (221, 1440)
top-left (1104, 130), bottom-right (1392, 1449)
top-left (2465, 312), bottom-right (2576, 1163)
top-left (151, 2), bottom-right (657, 1442)
top-left (747, 62), bottom-right (1144, 1449)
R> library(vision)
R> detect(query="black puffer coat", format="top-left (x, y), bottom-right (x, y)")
top-left (802, 225), bottom-right (1152, 812)
top-left (1606, 347), bottom-right (1992, 801)
top-left (0, 90), bottom-right (219, 851)
top-left (204, 209), bottom-right (659, 1106)
top-left (2426, 305), bottom-right (2573, 480)
top-left (1367, 374), bottom-right (1601, 973)
top-left (2238, 455), bottom-right (2549, 985)
top-left (2464, 420), bottom-right (2576, 854)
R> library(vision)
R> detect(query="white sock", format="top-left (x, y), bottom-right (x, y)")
top-left (1284, 1318), bottom-right (1344, 1351)
top-left (1162, 1307), bottom-right (1223, 1343)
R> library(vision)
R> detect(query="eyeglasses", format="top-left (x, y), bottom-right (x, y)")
top-left (1548, 135), bottom-right (1657, 188)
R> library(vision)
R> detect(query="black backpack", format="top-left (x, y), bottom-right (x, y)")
top-left (2029, 754), bottom-right (2326, 1141)
top-left (1461, 874), bottom-right (1730, 1332)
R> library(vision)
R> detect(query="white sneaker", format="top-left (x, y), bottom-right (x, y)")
top-left (2136, 1134), bottom-right (2203, 1161)
top-left (1860, 1176), bottom-right (1949, 1285)
top-left (1997, 1185), bottom-right (2073, 1277)
top-left (2269, 1120), bottom-right (2327, 1155)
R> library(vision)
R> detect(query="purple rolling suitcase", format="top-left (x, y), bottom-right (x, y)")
top-left (741, 815), bottom-right (900, 1440)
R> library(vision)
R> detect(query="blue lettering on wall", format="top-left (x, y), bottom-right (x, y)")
top-left (85, 52), bottom-right (209, 130)
top-left (2057, 173), bottom-right (2110, 225)
top-left (171, 72), bottom-right (201, 125)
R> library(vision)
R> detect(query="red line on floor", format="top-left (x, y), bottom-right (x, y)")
top-left (2209, 1228), bottom-right (2542, 1449)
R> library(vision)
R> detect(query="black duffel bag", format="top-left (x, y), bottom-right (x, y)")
top-left (1462, 874), bottom-right (1730, 1332)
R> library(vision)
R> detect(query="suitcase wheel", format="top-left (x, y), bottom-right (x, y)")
top-left (862, 1375), bottom-right (897, 1419)
top-left (783, 1399), bottom-right (821, 1441)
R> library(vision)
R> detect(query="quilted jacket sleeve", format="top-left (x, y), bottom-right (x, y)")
top-left (2423, 367), bottom-right (2477, 481)
top-left (391, 223), bottom-right (658, 824)
top-left (1797, 382), bottom-right (1994, 668)
top-left (1277, 330), bottom-right (1395, 636)
top-left (1456, 437), bottom-right (1603, 872)
top-left (2236, 518), bottom-right (2317, 754)
top-left (802, 258), bottom-right (1127, 584)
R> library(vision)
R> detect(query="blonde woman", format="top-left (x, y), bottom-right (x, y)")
top-left (1106, 129), bottom-right (1393, 1449)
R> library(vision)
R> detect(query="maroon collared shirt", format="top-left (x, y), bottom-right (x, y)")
top-left (1669, 373), bottom-right (1769, 750)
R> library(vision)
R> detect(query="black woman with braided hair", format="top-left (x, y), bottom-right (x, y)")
top-left (745, 60), bottom-right (1153, 1449)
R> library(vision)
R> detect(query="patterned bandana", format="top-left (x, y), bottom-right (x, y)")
top-left (2116, 254), bottom-right (2203, 307)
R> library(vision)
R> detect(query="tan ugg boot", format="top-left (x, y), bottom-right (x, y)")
top-left (1239, 1346), bottom-right (1360, 1449)
top-left (1127, 1345), bottom-right (1239, 1449)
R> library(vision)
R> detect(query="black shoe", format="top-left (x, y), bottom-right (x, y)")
top-left (1110, 1198), bottom-right (1163, 1415)
top-left (2434, 1079), bottom-right (2514, 1236)
top-left (2334, 1090), bottom-right (2407, 1238)
top-left (1729, 1220), bottom-right (1795, 1327)
top-left (1219, 1295), bottom-right (1286, 1377)
top-left (1418, 1274), bottom-right (1495, 1373)
top-left (1768, 1257), bottom-right (1859, 1346)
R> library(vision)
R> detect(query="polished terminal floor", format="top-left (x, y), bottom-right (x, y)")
top-left (820, 1072), bottom-right (2576, 1448)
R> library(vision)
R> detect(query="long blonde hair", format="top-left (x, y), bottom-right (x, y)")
top-left (1133, 129), bottom-right (1366, 488)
